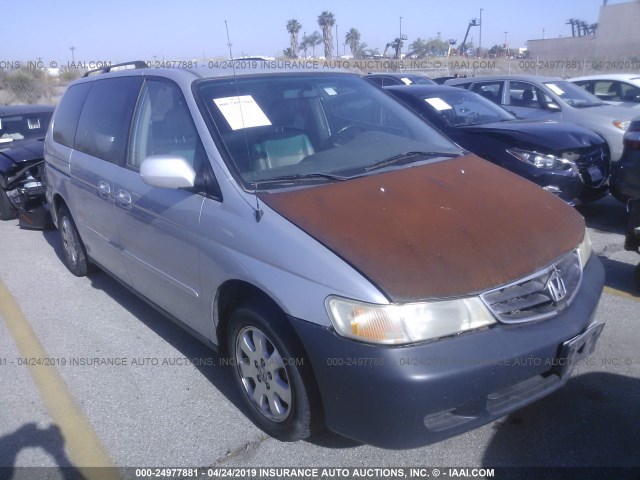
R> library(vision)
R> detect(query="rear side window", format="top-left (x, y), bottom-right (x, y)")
top-left (52, 83), bottom-right (92, 147)
top-left (75, 77), bottom-right (142, 164)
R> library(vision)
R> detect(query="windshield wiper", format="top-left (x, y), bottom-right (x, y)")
top-left (365, 151), bottom-right (462, 172)
top-left (253, 172), bottom-right (348, 186)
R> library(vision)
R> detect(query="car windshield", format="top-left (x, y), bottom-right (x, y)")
top-left (418, 90), bottom-right (515, 126)
top-left (0, 111), bottom-right (53, 146)
top-left (197, 73), bottom-right (462, 189)
top-left (543, 81), bottom-right (604, 108)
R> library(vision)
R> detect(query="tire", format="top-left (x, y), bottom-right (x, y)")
top-left (227, 299), bottom-right (318, 441)
top-left (57, 205), bottom-right (91, 277)
top-left (0, 188), bottom-right (18, 221)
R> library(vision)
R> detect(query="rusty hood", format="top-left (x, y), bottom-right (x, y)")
top-left (258, 154), bottom-right (585, 302)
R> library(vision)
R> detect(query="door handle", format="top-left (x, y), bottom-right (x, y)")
top-left (97, 181), bottom-right (111, 199)
top-left (116, 189), bottom-right (132, 209)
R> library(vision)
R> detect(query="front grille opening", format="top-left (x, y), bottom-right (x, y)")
top-left (481, 251), bottom-right (582, 324)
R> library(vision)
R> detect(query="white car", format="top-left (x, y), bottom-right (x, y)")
top-left (570, 74), bottom-right (640, 107)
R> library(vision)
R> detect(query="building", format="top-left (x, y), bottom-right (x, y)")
top-left (527, 0), bottom-right (640, 59)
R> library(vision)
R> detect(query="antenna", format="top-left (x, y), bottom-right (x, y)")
top-left (224, 20), bottom-right (234, 60)
top-left (225, 20), bottom-right (264, 222)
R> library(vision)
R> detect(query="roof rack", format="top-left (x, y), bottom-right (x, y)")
top-left (83, 60), bottom-right (149, 77)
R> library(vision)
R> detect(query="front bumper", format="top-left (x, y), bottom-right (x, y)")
top-left (291, 256), bottom-right (605, 449)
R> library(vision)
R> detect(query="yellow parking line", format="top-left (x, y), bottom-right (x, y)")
top-left (0, 280), bottom-right (119, 479)
top-left (603, 286), bottom-right (640, 301)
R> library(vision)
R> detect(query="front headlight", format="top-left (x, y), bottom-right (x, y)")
top-left (613, 120), bottom-right (630, 131)
top-left (506, 148), bottom-right (570, 170)
top-left (325, 296), bottom-right (495, 345)
top-left (577, 228), bottom-right (592, 269)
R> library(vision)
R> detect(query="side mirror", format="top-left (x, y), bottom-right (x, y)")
top-left (140, 155), bottom-right (196, 189)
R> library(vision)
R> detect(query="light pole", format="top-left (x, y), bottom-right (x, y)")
top-left (70, 46), bottom-right (75, 64)
top-left (504, 31), bottom-right (508, 57)
top-left (479, 8), bottom-right (483, 57)
top-left (399, 16), bottom-right (403, 59)
top-left (336, 24), bottom-right (339, 58)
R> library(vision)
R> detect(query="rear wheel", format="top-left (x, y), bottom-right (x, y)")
top-left (0, 189), bottom-right (18, 221)
top-left (58, 205), bottom-right (92, 277)
top-left (228, 299), bottom-right (317, 441)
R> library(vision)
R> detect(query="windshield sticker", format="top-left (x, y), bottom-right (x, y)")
top-left (213, 95), bottom-right (272, 130)
top-left (323, 87), bottom-right (338, 95)
top-left (27, 118), bottom-right (41, 130)
top-left (400, 77), bottom-right (412, 85)
top-left (425, 97), bottom-right (453, 111)
top-left (546, 83), bottom-right (565, 96)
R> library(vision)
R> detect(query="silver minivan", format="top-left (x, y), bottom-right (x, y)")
top-left (45, 62), bottom-right (604, 448)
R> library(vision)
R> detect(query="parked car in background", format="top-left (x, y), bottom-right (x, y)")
top-left (433, 75), bottom-right (469, 85)
top-left (45, 62), bottom-right (604, 449)
top-left (365, 72), bottom-right (436, 87)
top-left (0, 105), bottom-right (54, 224)
top-left (0, 105), bottom-right (54, 147)
top-left (445, 75), bottom-right (636, 162)
top-left (570, 74), bottom-right (640, 107)
top-left (385, 85), bottom-right (610, 205)
top-left (0, 139), bottom-right (48, 226)
top-left (610, 117), bottom-right (640, 203)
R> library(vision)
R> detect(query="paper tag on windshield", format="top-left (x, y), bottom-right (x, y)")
top-left (324, 87), bottom-right (337, 95)
top-left (400, 77), bottom-right (412, 85)
top-left (213, 95), bottom-right (272, 130)
top-left (425, 97), bottom-right (452, 110)
top-left (546, 84), bottom-right (564, 96)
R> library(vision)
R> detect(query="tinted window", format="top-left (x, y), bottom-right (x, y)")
top-left (470, 81), bottom-right (504, 104)
top-left (129, 80), bottom-right (205, 170)
top-left (75, 77), bottom-right (142, 163)
top-left (52, 83), bottom-right (92, 148)
top-left (366, 76), bottom-right (385, 87)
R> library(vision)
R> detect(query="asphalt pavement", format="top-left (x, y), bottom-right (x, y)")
top-left (0, 195), bottom-right (638, 480)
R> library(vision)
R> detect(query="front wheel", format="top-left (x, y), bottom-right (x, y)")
top-left (228, 299), bottom-right (318, 441)
top-left (0, 189), bottom-right (18, 221)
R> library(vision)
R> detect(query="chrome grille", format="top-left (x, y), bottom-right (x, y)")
top-left (481, 250), bottom-right (582, 323)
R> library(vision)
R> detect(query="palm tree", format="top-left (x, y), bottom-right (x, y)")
top-left (345, 28), bottom-right (361, 57)
top-left (308, 31), bottom-right (322, 57)
top-left (299, 36), bottom-right (310, 58)
top-left (317, 11), bottom-right (335, 59)
top-left (286, 19), bottom-right (302, 58)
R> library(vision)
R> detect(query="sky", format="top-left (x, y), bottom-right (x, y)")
top-left (2, 0), bottom-right (631, 64)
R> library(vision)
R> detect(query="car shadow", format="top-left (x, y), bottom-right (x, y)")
top-left (0, 423), bottom-right (86, 479)
top-left (598, 255), bottom-right (640, 296)
top-left (481, 372), bottom-right (640, 476)
top-left (577, 195), bottom-right (628, 236)
top-left (40, 228), bottom-right (358, 449)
